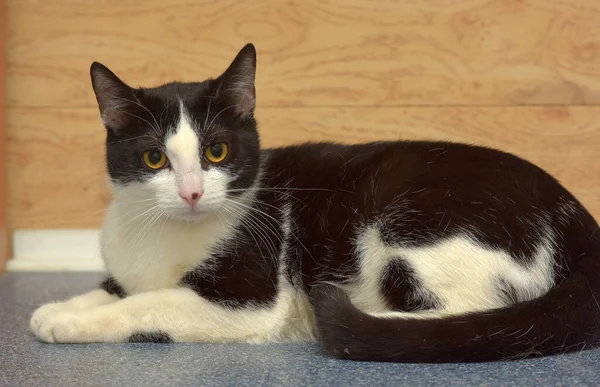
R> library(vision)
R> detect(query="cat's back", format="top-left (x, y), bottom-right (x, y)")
top-left (261, 141), bottom-right (586, 318)
top-left (261, 141), bottom-right (565, 203)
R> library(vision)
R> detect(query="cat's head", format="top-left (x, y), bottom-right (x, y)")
top-left (91, 44), bottom-right (260, 222)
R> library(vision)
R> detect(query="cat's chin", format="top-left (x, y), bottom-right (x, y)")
top-left (172, 209), bottom-right (212, 223)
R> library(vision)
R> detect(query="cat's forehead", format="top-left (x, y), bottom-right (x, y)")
top-left (137, 81), bottom-right (221, 138)
top-left (141, 81), bottom-right (212, 113)
top-left (142, 81), bottom-right (214, 101)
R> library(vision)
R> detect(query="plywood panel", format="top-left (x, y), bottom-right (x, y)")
top-left (7, 106), bottom-right (600, 229)
top-left (1, 0), bottom-right (7, 271)
top-left (6, 0), bottom-right (600, 108)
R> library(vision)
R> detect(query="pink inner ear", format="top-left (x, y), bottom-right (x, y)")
top-left (102, 106), bottom-right (131, 130)
top-left (101, 104), bottom-right (136, 133)
top-left (105, 117), bottom-right (129, 131)
top-left (217, 45), bottom-right (256, 117)
top-left (92, 63), bottom-right (140, 133)
top-left (237, 92), bottom-right (256, 116)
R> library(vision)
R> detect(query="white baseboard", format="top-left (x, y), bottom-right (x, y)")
top-left (7, 229), bottom-right (105, 272)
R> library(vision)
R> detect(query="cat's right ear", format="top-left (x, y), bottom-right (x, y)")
top-left (215, 44), bottom-right (257, 118)
top-left (90, 62), bottom-right (139, 134)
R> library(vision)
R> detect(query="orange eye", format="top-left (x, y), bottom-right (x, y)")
top-left (205, 143), bottom-right (229, 163)
top-left (143, 150), bottom-right (168, 169)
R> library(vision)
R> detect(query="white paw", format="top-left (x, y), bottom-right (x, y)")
top-left (30, 290), bottom-right (121, 338)
top-left (34, 311), bottom-right (84, 343)
top-left (30, 302), bottom-right (74, 336)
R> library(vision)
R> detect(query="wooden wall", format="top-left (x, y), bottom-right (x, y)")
top-left (1, 0), bottom-right (6, 270)
top-left (5, 1), bottom-right (600, 239)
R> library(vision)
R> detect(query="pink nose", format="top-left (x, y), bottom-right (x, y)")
top-left (179, 191), bottom-right (202, 207)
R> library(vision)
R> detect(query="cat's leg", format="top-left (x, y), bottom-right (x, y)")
top-left (30, 277), bottom-right (125, 335)
top-left (32, 286), bottom-right (293, 344)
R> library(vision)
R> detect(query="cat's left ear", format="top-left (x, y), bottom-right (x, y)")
top-left (90, 62), bottom-right (140, 135)
top-left (216, 43), bottom-right (257, 117)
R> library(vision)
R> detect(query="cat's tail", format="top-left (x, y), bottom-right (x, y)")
top-left (312, 235), bottom-right (600, 362)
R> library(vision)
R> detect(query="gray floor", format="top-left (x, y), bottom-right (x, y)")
top-left (1, 273), bottom-right (599, 387)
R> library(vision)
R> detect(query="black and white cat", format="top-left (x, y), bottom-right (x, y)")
top-left (30, 44), bottom-right (600, 362)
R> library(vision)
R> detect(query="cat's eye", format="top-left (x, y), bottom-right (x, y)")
top-left (143, 150), bottom-right (168, 169)
top-left (205, 143), bottom-right (229, 163)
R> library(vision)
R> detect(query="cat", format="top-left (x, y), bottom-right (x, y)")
top-left (30, 43), bottom-right (600, 363)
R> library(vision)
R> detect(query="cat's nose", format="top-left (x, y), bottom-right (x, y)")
top-left (179, 190), bottom-right (203, 207)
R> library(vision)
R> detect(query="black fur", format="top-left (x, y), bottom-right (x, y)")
top-left (100, 277), bottom-right (127, 299)
top-left (277, 142), bottom-right (600, 362)
top-left (180, 246), bottom-right (280, 308)
top-left (180, 187), bottom-right (284, 307)
top-left (128, 332), bottom-right (173, 343)
top-left (497, 278), bottom-right (520, 305)
top-left (91, 44), bottom-right (259, 192)
top-left (91, 44), bottom-right (600, 362)
top-left (313, 234), bottom-right (600, 363)
top-left (382, 259), bottom-right (439, 312)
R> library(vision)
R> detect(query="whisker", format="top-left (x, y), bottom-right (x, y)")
top-left (124, 207), bottom-right (164, 255)
top-left (109, 94), bottom-right (162, 136)
top-left (110, 134), bottom-right (161, 144)
top-left (102, 202), bottom-right (161, 246)
top-left (203, 97), bottom-right (212, 131)
top-left (224, 197), bottom-right (315, 264)
top-left (121, 111), bottom-right (161, 137)
top-left (225, 187), bottom-right (337, 193)
top-left (220, 205), bottom-right (267, 259)
top-left (223, 199), bottom-right (284, 260)
top-left (222, 201), bottom-right (278, 258)
top-left (206, 105), bottom-right (237, 133)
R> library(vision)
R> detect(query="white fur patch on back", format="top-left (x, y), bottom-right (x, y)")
top-left (348, 225), bottom-right (555, 318)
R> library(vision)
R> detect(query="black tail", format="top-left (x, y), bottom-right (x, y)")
top-left (312, 236), bottom-right (600, 363)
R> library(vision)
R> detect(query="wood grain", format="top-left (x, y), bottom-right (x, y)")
top-left (1, 0), bottom-right (6, 271)
top-left (7, 106), bottom-right (600, 229)
top-left (6, 0), bottom-right (600, 108)
top-left (5, 0), bottom-right (600, 265)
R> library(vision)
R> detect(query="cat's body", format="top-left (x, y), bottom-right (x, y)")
top-left (31, 44), bottom-right (600, 362)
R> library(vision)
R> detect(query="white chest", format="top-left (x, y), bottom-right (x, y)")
top-left (100, 202), bottom-right (235, 294)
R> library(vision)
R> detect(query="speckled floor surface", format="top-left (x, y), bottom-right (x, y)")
top-left (1, 272), bottom-right (599, 387)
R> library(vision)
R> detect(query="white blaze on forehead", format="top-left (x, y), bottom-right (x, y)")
top-left (165, 101), bottom-right (204, 199)
top-left (166, 101), bottom-right (201, 171)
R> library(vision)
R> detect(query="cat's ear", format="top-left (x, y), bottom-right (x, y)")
top-left (216, 43), bottom-right (257, 117)
top-left (90, 62), bottom-right (139, 134)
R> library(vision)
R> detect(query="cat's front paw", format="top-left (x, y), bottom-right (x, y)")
top-left (33, 311), bottom-right (85, 343)
top-left (30, 302), bottom-right (71, 335)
